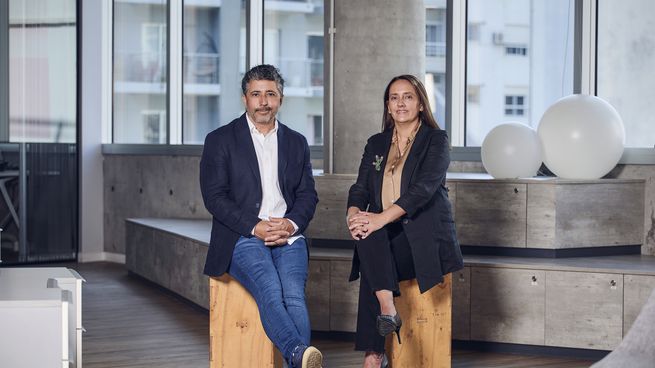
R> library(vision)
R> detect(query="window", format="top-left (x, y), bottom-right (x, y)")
top-left (505, 46), bottom-right (528, 56)
top-left (2, 0), bottom-right (79, 264)
top-left (182, 1), bottom-right (246, 144)
top-left (465, 0), bottom-right (574, 146)
top-left (308, 35), bottom-right (324, 88)
top-left (597, 0), bottom-right (655, 148)
top-left (264, 0), bottom-right (324, 154)
top-left (113, 0), bottom-right (168, 144)
top-left (425, 2), bottom-right (448, 127)
top-left (308, 115), bottom-right (322, 145)
top-left (426, 8), bottom-right (446, 57)
top-left (504, 95), bottom-right (525, 116)
top-left (468, 23), bottom-right (481, 42)
top-left (8, 0), bottom-right (77, 142)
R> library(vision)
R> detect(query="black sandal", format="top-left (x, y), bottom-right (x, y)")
top-left (376, 314), bottom-right (402, 344)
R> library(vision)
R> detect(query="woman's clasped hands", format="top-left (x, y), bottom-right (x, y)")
top-left (347, 210), bottom-right (387, 240)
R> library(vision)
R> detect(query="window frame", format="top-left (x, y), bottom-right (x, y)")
top-left (504, 95), bottom-right (526, 116)
top-left (446, 0), bottom-right (653, 164)
top-left (104, 0), bottom-right (655, 165)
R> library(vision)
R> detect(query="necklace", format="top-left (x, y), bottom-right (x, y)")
top-left (390, 123), bottom-right (420, 174)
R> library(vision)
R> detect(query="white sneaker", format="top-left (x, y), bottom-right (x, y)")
top-left (302, 346), bottom-right (323, 368)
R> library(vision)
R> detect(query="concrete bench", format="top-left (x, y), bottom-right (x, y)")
top-left (124, 218), bottom-right (359, 333)
top-left (125, 218), bottom-right (655, 353)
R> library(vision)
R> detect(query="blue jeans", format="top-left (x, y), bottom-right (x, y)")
top-left (227, 236), bottom-right (311, 362)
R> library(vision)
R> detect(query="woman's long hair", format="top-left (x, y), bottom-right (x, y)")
top-left (381, 74), bottom-right (441, 132)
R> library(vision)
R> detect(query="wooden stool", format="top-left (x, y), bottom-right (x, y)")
top-left (385, 273), bottom-right (452, 368)
top-left (209, 275), bottom-right (283, 368)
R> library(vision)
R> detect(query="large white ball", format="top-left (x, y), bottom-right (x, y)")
top-left (481, 122), bottom-right (543, 179)
top-left (537, 95), bottom-right (624, 179)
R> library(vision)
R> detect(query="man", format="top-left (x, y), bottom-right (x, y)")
top-left (200, 64), bottom-right (322, 368)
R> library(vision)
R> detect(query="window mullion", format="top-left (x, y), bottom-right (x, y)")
top-left (575, 0), bottom-right (597, 95)
top-left (102, 0), bottom-right (112, 144)
top-left (169, 0), bottom-right (182, 144)
top-left (248, 0), bottom-right (264, 68)
top-left (447, 0), bottom-right (466, 146)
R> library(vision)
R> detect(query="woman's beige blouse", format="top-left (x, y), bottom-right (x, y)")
top-left (381, 138), bottom-right (415, 211)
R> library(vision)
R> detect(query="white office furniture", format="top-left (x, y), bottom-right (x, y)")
top-left (0, 267), bottom-right (84, 367)
top-left (0, 288), bottom-right (69, 368)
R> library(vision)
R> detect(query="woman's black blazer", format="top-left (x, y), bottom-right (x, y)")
top-left (347, 124), bottom-right (464, 293)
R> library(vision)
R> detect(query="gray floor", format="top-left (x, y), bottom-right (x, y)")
top-left (74, 262), bottom-right (597, 368)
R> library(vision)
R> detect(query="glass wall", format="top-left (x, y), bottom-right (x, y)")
top-left (182, 0), bottom-right (245, 144)
top-left (8, 0), bottom-right (77, 143)
top-left (1, 0), bottom-right (78, 264)
top-left (113, 0), bottom-right (168, 143)
top-left (597, 1), bottom-right (655, 148)
top-left (264, 0), bottom-right (324, 146)
top-left (465, 0), bottom-right (574, 146)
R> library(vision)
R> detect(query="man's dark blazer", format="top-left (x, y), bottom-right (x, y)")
top-left (347, 124), bottom-right (464, 293)
top-left (200, 113), bottom-right (318, 276)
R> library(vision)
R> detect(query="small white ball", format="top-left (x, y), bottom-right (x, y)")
top-left (481, 122), bottom-right (543, 179)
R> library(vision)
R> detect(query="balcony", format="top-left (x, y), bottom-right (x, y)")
top-left (276, 58), bottom-right (324, 97)
top-left (114, 52), bottom-right (324, 97)
top-left (426, 41), bottom-right (446, 57)
top-left (266, 0), bottom-right (316, 13)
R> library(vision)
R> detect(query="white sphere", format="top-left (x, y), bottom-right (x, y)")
top-left (537, 95), bottom-right (625, 179)
top-left (481, 122), bottom-right (543, 179)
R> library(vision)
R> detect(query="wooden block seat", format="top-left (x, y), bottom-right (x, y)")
top-left (209, 274), bottom-right (283, 368)
top-left (386, 274), bottom-right (452, 368)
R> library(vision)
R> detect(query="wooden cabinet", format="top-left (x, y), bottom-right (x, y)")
top-left (451, 266), bottom-right (470, 340)
top-left (447, 174), bottom-right (644, 250)
top-left (305, 175), bottom-right (354, 241)
top-left (306, 260), bottom-right (331, 331)
top-left (471, 267), bottom-right (545, 344)
top-left (306, 256), bottom-right (359, 333)
top-left (445, 182), bottom-right (456, 219)
top-left (623, 274), bottom-right (655, 336)
top-left (456, 183), bottom-right (527, 247)
top-left (528, 182), bottom-right (644, 248)
top-left (330, 260), bottom-right (359, 332)
top-left (545, 271), bottom-right (623, 350)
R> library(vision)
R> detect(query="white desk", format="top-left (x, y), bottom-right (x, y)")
top-left (0, 267), bottom-right (84, 368)
top-left (0, 288), bottom-right (69, 368)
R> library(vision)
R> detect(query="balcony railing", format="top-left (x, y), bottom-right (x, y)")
top-left (114, 51), bottom-right (167, 83)
top-left (184, 52), bottom-right (220, 84)
top-left (115, 52), bottom-right (324, 93)
top-left (276, 58), bottom-right (324, 89)
top-left (426, 41), bottom-right (446, 57)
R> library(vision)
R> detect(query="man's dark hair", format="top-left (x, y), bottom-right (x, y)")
top-left (241, 64), bottom-right (285, 96)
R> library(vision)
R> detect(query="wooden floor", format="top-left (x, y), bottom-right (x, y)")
top-left (73, 262), bottom-right (596, 368)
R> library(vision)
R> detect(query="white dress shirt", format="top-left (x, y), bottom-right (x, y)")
top-left (246, 114), bottom-right (302, 244)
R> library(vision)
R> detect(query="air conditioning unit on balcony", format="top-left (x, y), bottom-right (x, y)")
top-left (492, 32), bottom-right (504, 45)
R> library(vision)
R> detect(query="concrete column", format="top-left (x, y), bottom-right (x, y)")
top-left (332, 0), bottom-right (425, 174)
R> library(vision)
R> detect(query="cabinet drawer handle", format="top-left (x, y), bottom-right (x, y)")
top-left (514, 187), bottom-right (519, 194)
top-left (610, 280), bottom-right (617, 287)
top-left (531, 276), bottom-right (537, 282)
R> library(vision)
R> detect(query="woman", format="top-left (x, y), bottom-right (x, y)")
top-left (346, 74), bottom-right (464, 367)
